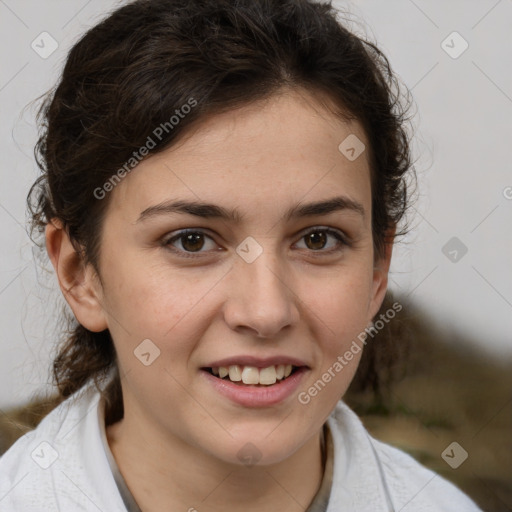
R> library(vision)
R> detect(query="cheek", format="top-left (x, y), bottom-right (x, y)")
top-left (104, 252), bottom-right (204, 326)
top-left (101, 256), bottom-right (224, 365)
top-left (303, 266), bottom-right (374, 336)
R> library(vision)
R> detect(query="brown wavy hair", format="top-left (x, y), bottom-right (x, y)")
top-left (27, 0), bottom-right (414, 420)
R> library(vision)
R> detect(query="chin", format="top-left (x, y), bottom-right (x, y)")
top-left (206, 426), bottom-right (312, 468)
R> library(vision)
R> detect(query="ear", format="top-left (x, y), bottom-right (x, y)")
top-left (45, 218), bottom-right (108, 332)
top-left (367, 227), bottom-right (395, 321)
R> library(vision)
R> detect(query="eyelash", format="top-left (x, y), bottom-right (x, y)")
top-left (161, 227), bottom-right (351, 259)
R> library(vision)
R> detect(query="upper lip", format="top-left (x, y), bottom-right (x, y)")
top-left (204, 355), bottom-right (309, 369)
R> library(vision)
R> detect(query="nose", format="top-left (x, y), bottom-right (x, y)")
top-left (222, 251), bottom-right (300, 339)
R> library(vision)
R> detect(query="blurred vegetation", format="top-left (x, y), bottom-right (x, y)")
top-left (346, 293), bottom-right (512, 511)
top-left (1, 292), bottom-right (511, 510)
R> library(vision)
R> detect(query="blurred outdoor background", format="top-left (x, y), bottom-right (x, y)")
top-left (0, 1), bottom-right (511, 511)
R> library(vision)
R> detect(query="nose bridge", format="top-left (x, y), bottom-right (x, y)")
top-left (224, 243), bottom-right (299, 337)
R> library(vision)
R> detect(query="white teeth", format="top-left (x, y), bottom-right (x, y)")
top-left (259, 366), bottom-right (277, 385)
top-left (229, 365), bottom-right (242, 381)
top-left (213, 364), bottom-right (295, 385)
top-left (241, 366), bottom-right (260, 385)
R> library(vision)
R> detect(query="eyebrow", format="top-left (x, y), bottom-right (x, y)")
top-left (135, 196), bottom-right (365, 224)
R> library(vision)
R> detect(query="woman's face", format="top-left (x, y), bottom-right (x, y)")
top-left (90, 90), bottom-right (390, 465)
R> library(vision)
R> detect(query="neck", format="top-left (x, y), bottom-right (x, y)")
top-left (106, 404), bottom-right (325, 512)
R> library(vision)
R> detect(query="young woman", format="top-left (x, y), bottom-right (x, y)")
top-left (0, 1), bottom-right (482, 510)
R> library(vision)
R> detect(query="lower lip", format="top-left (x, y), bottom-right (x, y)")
top-left (201, 368), bottom-right (308, 408)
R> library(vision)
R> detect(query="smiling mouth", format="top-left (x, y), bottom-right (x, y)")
top-left (203, 364), bottom-right (301, 386)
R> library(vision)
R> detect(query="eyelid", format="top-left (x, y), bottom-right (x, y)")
top-left (293, 226), bottom-right (350, 251)
top-left (161, 228), bottom-right (221, 258)
top-left (162, 227), bottom-right (215, 244)
top-left (298, 225), bottom-right (348, 241)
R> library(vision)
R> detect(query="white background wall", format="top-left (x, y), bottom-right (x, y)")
top-left (0, 0), bottom-right (511, 409)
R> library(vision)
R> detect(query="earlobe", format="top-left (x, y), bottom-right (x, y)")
top-left (45, 218), bottom-right (108, 333)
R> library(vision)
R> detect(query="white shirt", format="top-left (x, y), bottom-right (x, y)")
top-left (0, 382), bottom-right (483, 511)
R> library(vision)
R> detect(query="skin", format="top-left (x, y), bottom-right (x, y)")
top-left (46, 88), bottom-right (393, 512)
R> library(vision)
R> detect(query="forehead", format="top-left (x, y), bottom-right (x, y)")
top-left (108, 89), bottom-right (371, 222)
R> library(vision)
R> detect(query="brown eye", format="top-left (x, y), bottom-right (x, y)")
top-left (304, 231), bottom-right (327, 250)
top-left (164, 230), bottom-right (218, 255)
top-left (295, 228), bottom-right (347, 252)
top-left (180, 233), bottom-right (205, 252)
